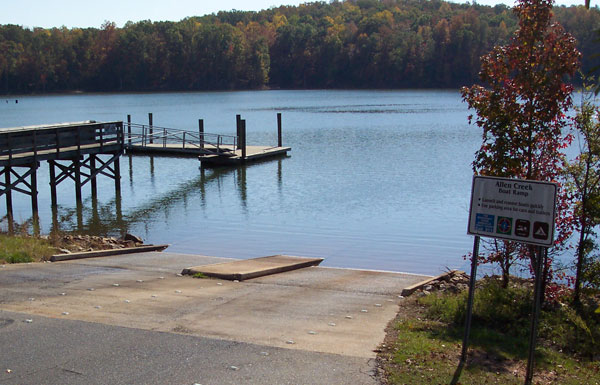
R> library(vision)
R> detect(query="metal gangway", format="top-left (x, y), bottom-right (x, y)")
top-left (125, 122), bottom-right (239, 157)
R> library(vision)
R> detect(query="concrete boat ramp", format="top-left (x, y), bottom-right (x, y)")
top-left (0, 252), bottom-right (430, 385)
top-left (182, 254), bottom-right (324, 280)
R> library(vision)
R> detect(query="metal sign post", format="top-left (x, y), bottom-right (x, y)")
top-left (525, 246), bottom-right (545, 385)
top-left (462, 176), bottom-right (557, 385)
top-left (460, 235), bottom-right (480, 363)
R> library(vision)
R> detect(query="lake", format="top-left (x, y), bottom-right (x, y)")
top-left (1, 90), bottom-right (481, 275)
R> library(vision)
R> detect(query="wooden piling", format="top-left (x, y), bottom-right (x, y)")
top-left (127, 114), bottom-right (132, 146)
top-left (199, 119), bottom-right (204, 149)
top-left (149, 113), bottom-right (154, 144)
top-left (241, 119), bottom-right (247, 159)
top-left (277, 113), bottom-right (282, 147)
top-left (75, 158), bottom-right (82, 202)
top-left (114, 154), bottom-right (121, 193)
top-left (4, 166), bottom-right (13, 222)
top-left (51, 205), bottom-right (59, 233)
top-left (76, 201), bottom-right (83, 230)
top-left (90, 155), bottom-right (97, 198)
top-left (236, 114), bottom-right (242, 149)
top-left (49, 161), bottom-right (57, 207)
top-left (30, 164), bottom-right (38, 217)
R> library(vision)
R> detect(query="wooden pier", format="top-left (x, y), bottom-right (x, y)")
top-left (1, 113), bottom-right (289, 225)
top-left (0, 121), bottom-right (124, 223)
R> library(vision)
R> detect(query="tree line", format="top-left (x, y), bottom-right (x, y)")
top-left (1, 0), bottom-right (599, 93)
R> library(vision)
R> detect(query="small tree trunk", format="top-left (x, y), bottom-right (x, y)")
top-left (540, 249), bottom-right (550, 308)
top-left (573, 222), bottom-right (586, 308)
top-left (502, 269), bottom-right (510, 288)
top-left (501, 249), bottom-right (510, 288)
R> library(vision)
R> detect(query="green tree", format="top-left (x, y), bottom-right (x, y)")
top-left (564, 80), bottom-right (600, 306)
top-left (462, 0), bottom-right (580, 290)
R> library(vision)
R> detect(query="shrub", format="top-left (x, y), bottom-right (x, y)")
top-left (420, 277), bottom-right (600, 358)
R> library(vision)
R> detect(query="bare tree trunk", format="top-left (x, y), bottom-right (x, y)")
top-left (573, 219), bottom-right (586, 307)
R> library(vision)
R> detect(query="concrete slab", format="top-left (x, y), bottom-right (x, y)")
top-left (50, 244), bottom-right (170, 262)
top-left (182, 254), bottom-right (324, 280)
top-left (0, 252), bottom-right (431, 383)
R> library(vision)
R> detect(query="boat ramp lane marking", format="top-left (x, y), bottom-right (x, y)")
top-left (467, 176), bottom-right (557, 247)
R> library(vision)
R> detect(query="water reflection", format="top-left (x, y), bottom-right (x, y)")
top-left (1, 154), bottom-right (289, 238)
top-left (236, 165), bottom-right (247, 211)
top-left (33, 157), bottom-right (283, 236)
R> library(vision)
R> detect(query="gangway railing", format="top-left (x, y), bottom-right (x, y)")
top-left (125, 122), bottom-right (238, 155)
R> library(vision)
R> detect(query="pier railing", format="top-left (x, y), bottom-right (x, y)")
top-left (125, 123), bottom-right (238, 154)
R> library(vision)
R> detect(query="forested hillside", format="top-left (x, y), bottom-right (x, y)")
top-left (1, 0), bottom-right (599, 93)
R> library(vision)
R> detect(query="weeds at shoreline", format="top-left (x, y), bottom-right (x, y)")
top-left (0, 234), bottom-right (55, 263)
top-left (378, 278), bottom-right (600, 385)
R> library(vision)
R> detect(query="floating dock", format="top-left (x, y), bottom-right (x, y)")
top-left (197, 145), bottom-right (291, 166)
top-left (126, 143), bottom-right (290, 165)
top-left (124, 113), bottom-right (290, 166)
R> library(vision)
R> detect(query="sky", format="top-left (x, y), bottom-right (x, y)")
top-left (0, 0), bottom-right (591, 29)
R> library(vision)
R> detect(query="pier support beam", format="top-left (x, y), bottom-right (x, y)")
top-left (48, 153), bottom-right (122, 207)
top-left (49, 161), bottom-right (57, 207)
top-left (1, 163), bottom-right (40, 223)
top-left (114, 154), bottom-right (121, 194)
top-left (75, 157), bottom-right (82, 203)
top-left (30, 165), bottom-right (38, 217)
top-left (3, 166), bottom-right (13, 223)
top-left (90, 155), bottom-right (97, 198)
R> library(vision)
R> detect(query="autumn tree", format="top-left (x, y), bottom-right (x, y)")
top-left (1, 0), bottom-right (599, 93)
top-left (461, 0), bottom-right (580, 289)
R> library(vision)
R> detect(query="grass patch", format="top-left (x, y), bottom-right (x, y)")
top-left (379, 279), bottom-right (600, 385)
top-left (193, 272), bottom-right (208, 279)
top-left (0, 234), bottom-right (56, 263)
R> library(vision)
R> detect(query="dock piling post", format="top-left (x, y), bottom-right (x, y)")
top-left (4, 166), bottom-right (13, 223)
top-left (90, 155), bottom-right (97, 198)
top-left (49, 161), bottom-right (57, 207)
top-left (149, 113), bottom-right (154, 144)
top-left (114, 153), bottom-right (121, 194)
top-left (199, 119), bottom-right (204, 149)
top-left (127, 114), bottom-right (132, 147)
top-left (30, 164), bottom-right (38, 217)
top-left (277, 113), bottom-right (282, 147)
top-left (236, 115), bottom-right (242, 149)
top-left (75, 158), bottom-right (82, 203)
top-left (241, 119), bottom-right (247, 159)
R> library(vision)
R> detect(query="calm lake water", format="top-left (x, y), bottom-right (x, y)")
top-left (1, 90), bottom-right (482, 275)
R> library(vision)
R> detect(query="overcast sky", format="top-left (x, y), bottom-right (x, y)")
top-left (0, 0), bottom-right (591, 29)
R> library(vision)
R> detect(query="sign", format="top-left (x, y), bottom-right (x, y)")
top-left (467, 176), bottom-right (557, 246)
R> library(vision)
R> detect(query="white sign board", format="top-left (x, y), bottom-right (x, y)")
top-left (467, 176), bottom-right (557, 247)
